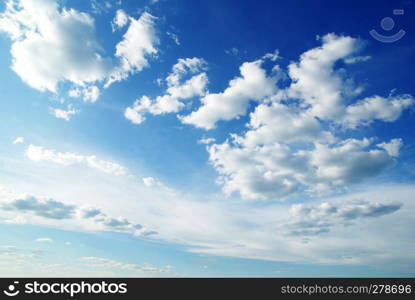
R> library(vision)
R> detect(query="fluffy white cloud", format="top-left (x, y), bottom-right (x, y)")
top-left (201, 34), bottom-right (413, 200)
top-left (107, 12), bottom-right (158, 86)
top-left (51, 105), bottom-right (79, 121)
top-left (125, 58), bottom-right (208, 124)
top-left (26, 144), bottom-right (127, 176)
top-left (82, 85), bottom-right (100, 102)
top-left (342, 95), bottom-right (414, 128)
top-left (181, 58), bottom-right (279, 129)
top-left (0, 194), bottom-right (76, 219)
top-left (0, 185), bottom-right (156, 237)
top-left (111, 9), bottom-right (128, 31)
top-left (0, 0), bottom-right (114, 93)
top-left (208, 137), bottom-right (398, 200)
top-left (241, 102), bottom-right (334, 147)
top-left (166, 57), bottom-right (207, 86)
top-left (307, 138), bottom-right (396, 185)
top-left (12, 137), bottom-right (24, 144)
top-left (208, 142), bottom-right (302, 200)
top-left (287, 33), bottom-right (362, 121)
top-left (68, 86), bottom-right (100, 102)
top-left (2, 151), bottom-right (414, 271)
top-left (0, 1), bottom-right (159, 102)
top-left (286, 34), bottom-right (414, 126)
top-left (77, 205), bottom-right (156, 236)
top-left (377, 138), bottom-right (403, 157)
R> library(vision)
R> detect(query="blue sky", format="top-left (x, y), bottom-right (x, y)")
top-left (0, 0), bottom-right (414, 277)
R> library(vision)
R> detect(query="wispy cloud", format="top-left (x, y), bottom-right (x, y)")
top-left (35, 237), bottom-right (54, 243)
top-left (25, 144), bottom-right (128, 176)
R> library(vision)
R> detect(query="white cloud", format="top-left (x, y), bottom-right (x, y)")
top-left (208, 142), bottom-right (301, 200)
top-left (208, 137), bottom-right (398, 200)
top-left (344, 55), bottom-right (371, 64)
top-left (241, 102), bottom-right (334, 147)
top-left (166, 57), bottom-right (207, 88)
top-left (35, 237), bottom-right (53, 243)
top-left (68, 86), bottom-right (100, 102)
top-left (0, 0), bottom-right (114, 93)
top-left (0, 185), bottom-right (156, 237)
top-left (181, 58), bottom-right (279, 129)
top-left (377, 138), bottom-right (403, 157)
top-left (25, 144), bottom-right (127, 176)
top-left (342, 95), bottom-right (414, 128)
top-left (77, 205), bottom-right (156, 236)
top-left (82, 85), bottom-right (100, 102)
top-left (287, 34), bottom-right (363, 121)
top-left (12, 137), bottom-right (24, 144)
top-left (0, 194), bottom-right (76, 219)
top-left (307, 138), bottom-right (396, 186)
top-left (2, 154), bottom-right (414, 271)
top-left (107, 12), bottom-right (159, 86)
top-left (125, 58), bottom-right (208, 124)
top-left (0, 1), bottom-right (159, 102)
top-left (111, 9), bottom-right (128, 31)
top-left (262, 50), bottom-right (279, 61)
top-left (142, 177), bottom-right (157, 187)
top-left (51, 105), bottom-right (79, 121)
top-left (198, 34), bottom-right (413, 200)
top-left (285, 34), bottom-right (414, 127)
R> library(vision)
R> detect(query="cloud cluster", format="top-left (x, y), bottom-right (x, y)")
top-left (125, 57), bottom-right (208, 124)
top-left (26, 144), bottom-right (127, 176)
top-left (1, 195), bottom-right (76, 219)
top-left (78, 206), bottom-right (157, 236)
top-left (0, 0), bottom-right (112, 92)
top-left (121, 33), bottom-right (412, 200)
top-left (203, 34), bottom-right (413, 200)
top-left (181, 58), bottom-right (279, 129)
top-left (111, 9), bottom-right (128, 31)
top-left (282, 199), bottom-right (402, 236)
top-left (0, 0), bottom-right (158, 100)
top-left (68, 86), bottom-right (100, 103)
top-left (142, 177), bottom-right (163, 187)
top-left (50, 105), bottom-right (79, 121)
top-left (0, 186), bottom-right (156, 237)
top-left (208, 137), bottom-right (398, 200)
